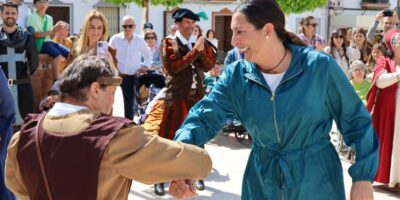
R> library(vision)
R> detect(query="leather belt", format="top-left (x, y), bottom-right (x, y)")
top-left (8, 78), bottom-right (30, 86)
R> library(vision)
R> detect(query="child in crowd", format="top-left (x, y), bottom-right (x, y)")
top-left (27, 0), bottom-right (70, 80)
top-left (39, 89), bottom-right (60, 112)
top-left (366, 43), bottom-right (385, 74)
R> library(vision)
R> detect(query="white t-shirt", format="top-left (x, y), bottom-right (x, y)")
top-left (48, 102), bottom-right (88, 116)
top-left (262, 72), bottom-right (285, 93)
top-left (17, 3), bottom-right (31, 27)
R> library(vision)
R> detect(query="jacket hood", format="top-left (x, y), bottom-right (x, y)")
top-left (0, 25), bottom-right (30, 48)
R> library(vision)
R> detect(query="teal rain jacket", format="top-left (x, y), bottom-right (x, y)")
top-left (174, 44), bottom-right (379, 200)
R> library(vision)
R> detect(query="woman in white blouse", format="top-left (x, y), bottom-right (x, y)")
top-left (206, 29), bottom-right (218, 49)
top-left (324, 29), bottom-right (360, 79)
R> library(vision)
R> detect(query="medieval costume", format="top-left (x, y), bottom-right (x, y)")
top-left (158, 13), bottom-right (216, 140)
top-left (0, 25), bottom-right (38, 125)
top-left (0, 67), bottom-right (16, 200)
top-left (366, 30), bottom-right (400, 187)
top-left (5, 103), bottom-right (212, 200)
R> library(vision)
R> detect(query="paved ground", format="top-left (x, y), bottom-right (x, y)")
top-left (112, 87), bottom-right (400, 200)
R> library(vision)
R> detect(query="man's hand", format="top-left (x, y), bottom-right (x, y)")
top-left (315, 41), bottom-right (325, 52)
top-left (51, 23), bottom-right (63, 35)
top-left (168, 179), bottom-right (197, 199)
top-left (194, 36), bottom-right (205, 51)
top-left (376, 10), bottom-right (384, 21)
top-left (137, 66), bottom-right (148, 74)
top-left (350, 181), bottom-right (374, 200)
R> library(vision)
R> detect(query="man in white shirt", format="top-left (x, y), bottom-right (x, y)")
top-left (11, 0), bottom-right (31, 27)
top-left (109, 15), bottom-right (152, 120)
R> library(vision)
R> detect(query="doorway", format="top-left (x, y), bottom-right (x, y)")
top-left (214, 15), bottom-right (232, 53)
top-left (47, 6), bottom-right (70, 25)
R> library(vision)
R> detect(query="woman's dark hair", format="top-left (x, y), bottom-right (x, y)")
top-left (299, 16), bottom-right (315, 33)
top-left (206, 29), bottom-right (215, 39)
top-left (353, 28), bottom-right (371, 63)
top-left (194, 24), bottom-right (203, 37)
top-left (236, 0), bottom-right (306, 46)
top-left (328, 29), bottom-right (349, 64)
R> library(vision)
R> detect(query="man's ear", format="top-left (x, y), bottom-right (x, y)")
top-left (88, 82), bottom-right (101, 100)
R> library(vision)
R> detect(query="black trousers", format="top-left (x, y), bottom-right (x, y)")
top-left (120, 74), bottom-right (137, 120)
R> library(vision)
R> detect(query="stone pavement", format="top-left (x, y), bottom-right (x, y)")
top-left (112, 87), bottom-right (400, 200)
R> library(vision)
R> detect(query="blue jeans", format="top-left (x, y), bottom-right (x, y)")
top-left (121, 75), bottom-right (137, 120)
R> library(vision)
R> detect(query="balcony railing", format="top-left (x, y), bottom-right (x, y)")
top-left (360, 0), bottom-right (390, 10)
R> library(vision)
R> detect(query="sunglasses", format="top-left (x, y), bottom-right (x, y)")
top-left (306, 23), bottom-right (318, 27)
top-left (145, 37), bottom-right (155, 40)
top-left (333, 35), bottom-right (344, 39)
top-left (122, 24), bottom-right (134, 29)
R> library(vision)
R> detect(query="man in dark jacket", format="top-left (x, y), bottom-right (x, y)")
top-left (0, 2), bottom-right (38, 125)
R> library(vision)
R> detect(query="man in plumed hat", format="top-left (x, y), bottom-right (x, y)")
top-left (146, 8), bottom-right (216, 196)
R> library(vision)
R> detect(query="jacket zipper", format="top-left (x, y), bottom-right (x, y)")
top-left (271, 91), bottom-right (284, 200)
top-left (270, 69), bottom-right (302, 200)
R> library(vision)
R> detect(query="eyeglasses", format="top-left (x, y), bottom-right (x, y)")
top-left (352, 68), bottom-right (365, 72)
top-left (306, 23), bottom-right (318, 27)
top-left (122, 24), bottom-right (135, 29)
top-left (333, 35), bottom-right (344, 39)
top-left (145, 37), bottom-right (155, 40)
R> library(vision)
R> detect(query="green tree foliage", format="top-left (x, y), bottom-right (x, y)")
top-left (276, 0), bottom-right (328, 14)
top-left (105, 0), bottom-right (183, 7)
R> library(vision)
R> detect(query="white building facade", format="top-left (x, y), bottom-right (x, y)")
top-left (14, 0), bottom-right (399, 52)
top-left (285, 0), bottom-right (398, 42)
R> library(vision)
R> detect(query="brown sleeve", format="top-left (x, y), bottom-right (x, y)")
top-left (107, 126), bottom-right (212, 184)
top-left (5, 132), bottom-right (30, 200)
top-left (197, 40), bottom-right (217, 72)
top-left (160, 38), bottom-right (202, 74)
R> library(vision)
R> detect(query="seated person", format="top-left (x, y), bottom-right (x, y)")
top-left (27, 0), bottom-right (70, 80)
top-left (53, 21), bottom-right (73, 73)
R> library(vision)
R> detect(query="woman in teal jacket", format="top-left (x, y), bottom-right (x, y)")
top-left (169, 1), bottom-right (379, 200)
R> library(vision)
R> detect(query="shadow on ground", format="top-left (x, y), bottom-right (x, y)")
top-left (206, 133), bottom-right (251, 150)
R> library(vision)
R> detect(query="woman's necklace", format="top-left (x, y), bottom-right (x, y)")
top-left (262, 48), bottom-right (287, 73)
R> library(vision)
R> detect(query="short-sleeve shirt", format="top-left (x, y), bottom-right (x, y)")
top-left (297, 33), bottom-right (326, 50)
top-left (26, 12), bottom-right (53, 42)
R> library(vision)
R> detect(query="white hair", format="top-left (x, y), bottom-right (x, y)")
top-left (350, 60), bottom-right (367, 72)
top-left (122, 15), bottom-right (135, 24)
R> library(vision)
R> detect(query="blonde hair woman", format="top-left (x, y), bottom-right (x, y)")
top-left (67, 10), bottom-right (116, 67)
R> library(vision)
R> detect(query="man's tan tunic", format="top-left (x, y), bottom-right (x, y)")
top-left (5, 109), bottom-right (212, 200)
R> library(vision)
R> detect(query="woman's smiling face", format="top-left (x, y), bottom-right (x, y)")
top-left (230, 12), bottom-right (265, 63)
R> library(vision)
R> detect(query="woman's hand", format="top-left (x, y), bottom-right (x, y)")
top-left (350, 181), bottom-right (374, 200)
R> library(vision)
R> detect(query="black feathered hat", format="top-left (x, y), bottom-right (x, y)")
top-left (172, 8), bottom-right (199, 22)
